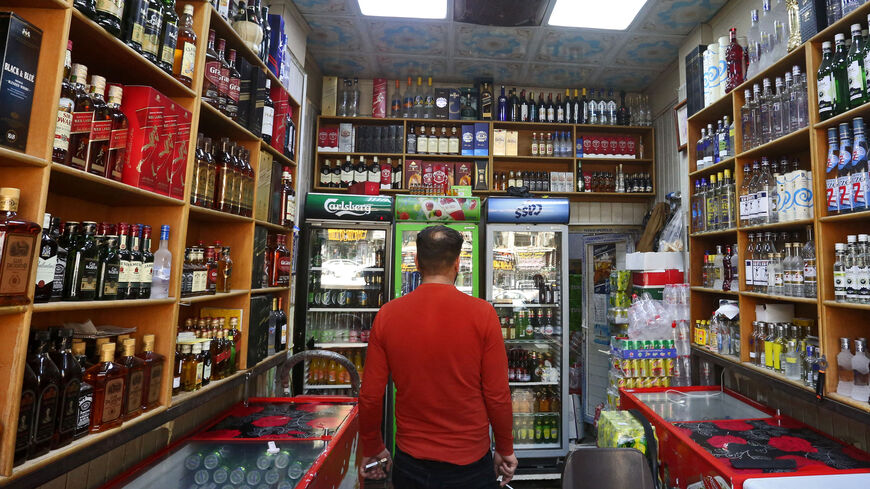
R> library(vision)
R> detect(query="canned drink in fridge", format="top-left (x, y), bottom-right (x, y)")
top-left (665, 358), bottom-right (675, 376)
top-left (652, 377), bottom-right (662, 387)
top-left (625, 377), bottom-right (635, 389)
top-left (621, 358), bottom-right (632, 376)
top-left (639, 359), bottom-right (650, 377)
top-left (630, 359), bottom-right (640, 377)
top-left (650, 358), bottom-right (663, 377)
top-left (661, 376), bottom-right (670, 387)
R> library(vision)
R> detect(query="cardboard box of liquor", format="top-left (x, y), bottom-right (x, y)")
top-left (267, 13), bottom-right (285, 77)
top-left (448, 89), bottom-right (461, 120)
top-left (432, 162), bottom-right (450, 191)
top-left (247, 295), bottom-right (271, 367)
top-left (506, 130), bottom-right (518, 156)
top-left (247, 65), bottom-right (267, 136)
top-left (338, 123), bottom-right (354, 152)
top-left (473, 159), bottom-right (488, 190)
top-left (256, 150), bottom-right (273, 220)
top-left (684, 45), bottom-right (707, 117)
top-left (372, 78), bottom-right (387, 118)
top-left (435, 88), bottom-right (450, 119)
top-left (0, 13), bottom-right (41, 151)
top-left (270, 162), bottom-right (283, 224)
top-left (348, 181), bottom-right (379, 195)
top-left (461, 124), bottom-right (474, 155)
top-left (455, 161), bottom-right (473, 186)
top-left (405, 159), bottom-right (422, 188)
top-left (271, 85), bottom-right (287, 153)
top-left (322, 76), bottom-right (338, 116)
top-left (459, 87), bottom-right (478, 120)
top-left (152, 98), bottom-right (176, 196)
top-left (492, 129), bottom-right (506, 156)
top-left (170, 104), bottom-right (191, 200)
top-left (575, 136), bottom-right (583, 157)
top-left (121, 86), bottom-right (166, 194)
top-left (236, 57), bottom-right (254, 130)
top-left (473, 122), bottom-right (489, 156)
top-left (421, 160), bottom-right (434, 185)
top-left (251, 226), bottom-right (268, 289)
top-left (627, 137), bottom-right (637, 157)
top-left (799, 0), bottom-right (827, 43)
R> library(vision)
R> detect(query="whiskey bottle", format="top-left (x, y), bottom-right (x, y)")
top-left (74, 0), bottom-right (97, 18)
top-left (205, 245), bottom-right (218, 293)
top-left (354, 156), bottom-right (366, 185)
top-left (217, 246), bottom-right (232, 292)
top-left (86, 76), bottom-right (112, 177)
top-left (47, 328), bottom-right (81, 449)
top-left (215, 138), bottom-right (233, 212)
top-left (35, 213), bottom-right (58, 303)
top-left (261, 78), bottom-right (274, 144)
top-left (181, 248), bottom-right (192, 296)
top-left (26, 330), bottom-right (62, 458)
top-left (51, 221), bottom-right (77, 302)
top-left (128, 224), bottom-right (143, 298)
top-left (53, 41), bottom-right (74, 165)
top-left (157, 0), bottom-right (179, 74)
top-left (180, 343), bottom-right (197, 391)
top-left (245, 149), bottom-right (256, 217)
top-left (260, 4), bottom-right (271, 62)
top-left (67, 64), bottom-right (94, 170)
top-left (136, 334), bottom-right (164, 410)
top-left (14, 363), bottom-right (38, 466)
top-left (140, 225), bottom-right (153, 298)
top-left (65, 221), bottom-right (99, 301)
top-left (141, 0), bottom-right (164, 64)
top-left (276, 297), bottom-right (287, 351)
top-left (96, 234), bottom-right (120, 300)
top-left (0, 189), bottom-right (39, 305)
top-left (319, 159), bottom-right (331, 189)
top-left (173, 4), bottom-right (197, 87)
top-left (120, 0), bottom-right (148, 53)
top-left (225, 49), bottom-right (241, 120)
top-left (227, 143), bottom-right (242, 214)
top-left (118, 339), bottom-right (145, 421)
top-left (116, 223), bottom-right (131, 299)
top-left (71, 341), bottom-right (94, 440)
top-left (204, 137), bottom-right (217, 207)
top-left (106, 85), bottom-right (129, 181)
top-left (480, 82), bottom-right (493, 120)
top-left (202, 30), bottom-right (221, 108)
top-left (216, 39), bottom-right (231, 116)
top-left (340, 155), bottom-right (353, 188)
top-left (84, 343), bottom-right (127, 432)
top-left (94, 0), bottom-right (124, 35)
top-left (172, 344), bottom-right (182, 394)
top-left (280, 167), bottom-right (294, 227)
top-left (271, 234), bottom-right (291, 286)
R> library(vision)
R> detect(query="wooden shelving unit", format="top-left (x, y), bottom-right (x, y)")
top-left (688, 1), bottom-right (870, 418)
top-left (314, 116), bottom-right (655, 200)
top-left (0, 1), bottom-right (301, 480)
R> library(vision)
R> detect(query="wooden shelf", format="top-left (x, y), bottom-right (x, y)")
top-left (739, 218), bottom-right (815, 232)
top-left (410, 153), bottom-right (481, 159)
top-left (179, 289), bottom-right (249, 304)
top-left (198, 99), bottom-right (259, 141)
top-left (0, 146), bottom-right (48, 168)
top-left (819, 210), bottom-right (870, 222)
top-left (492, 155), bottom-right (575, 162)
top-left (825, 392), bottom-right (870, 414)
top-left (254, 219), bottom-right (292, 232)
top-left (822, 299), bottom-right (870, 311)
top-left (690, 228), bottom-right (737, 238)
top-left (188, 204), bottom-right (253, 223)
top-left (261, 141), bottom-right (295, 167)
top-left (737, 126), bottom-right (810, 160)
top-left (739, 291), bottom-right (818, 304)
top-left (251, 286), bottom-right (291, 294)
top-left (4, 0), bottom-right (70, 8)
top-left (48, 163), bottom-right (184, 207)
top-left (690, 286), bottom-right (739, 296)
top-left (169, 369), bottom-right (248, 404)
top-left (579, 157), bottom-right (652, 164)
top-left (32, 297), bottom-right (176, 312)
top-left (317, 151), bottom-right (403, 157)
top-left (690, 157), bottom-right (735, 177)
top-left (688, 92), bottom-right (733, 124)
top-left (0, 305), bottom-right (29, 316)
top-left (69, 9), bottom-right (195, 99)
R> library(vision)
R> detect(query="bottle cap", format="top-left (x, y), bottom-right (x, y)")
top-left (822, 41), bottom-right (832, 49)
top-left (184, 4), bottom-right (194, 15)
top-left (0, 187), bottom-right (20, 212)
top-left (835, 33), bottom-right (845, 41)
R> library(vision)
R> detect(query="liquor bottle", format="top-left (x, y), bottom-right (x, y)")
top-left (818, 41), bottom-right (836, 120)
top-left (412, 76), bottom-right (424, 118)
top-left (833, 33), bottom-right (850, 116)
top-left (150, 225), bottom-right (171, 298)
top-left (200, 339), bottom-right (212, 386)
top-left (598, 90), bottom-right (609, 125)
top-left (261, 78), bottom-right (275, 143)
top-left (271, 235), bottom-right (291, 286)
top-left (276, 297), bottom-right (287, 351)
top-left (200, 137), bottom-right (216, 207)
top-left (389, 79), bottom-right (401, 118)
top-left (852, 117), bottom-right (868, 213)
top-left (544, 93), bottom-right (554, 122)
top-left (86, 76), bottom-right (111, 177)
top-left (402, 77), bottom-right (413, 118)
top-left (127, 224), bottom-right (143, 298)
top-left (53, 42), bottom-right (74, 166)
top-left (839, 122), bottom-right (854, 214)
top-left (140, 225), bottom-right (153, 298)
top-left (14, 362), bottom-right (38, 466)
top-left (260, 3), bottom-right (271, 61)
top-left (616, 91), bottom-right (629, 126)
top-left (94, 0), bottom-right (124, 35)
top-left (606, 89), bottom-right (617, 125)
top-left (354, 156), bottom-right (366, 185)
top-left (480, 82), bottom-right (493, 120)
top-left (84, 342), bottom-right (127, 432)
top-left (496, 85), bottom-right (507, 121)
top-left (527, 91), bottom-right (537, 122)
top-left (518, 90), bottom-right (529, 122)
top-left (392, 159), bottom-right (402, 189)
top-left (35, 213), bottom-right (58, 303)
top-left (318, 159), bottom-right (331, 189)
top-left (118, 339), bottom-right (145, 421)
top-left (837, 337), bottom-right (854, 396)
top-left (216, 39), bottom-right (230, 115)
top-left (62, 220), bottom-right (97, 301)
top-left (141, 0), bottom-right (163, 64)
top-left (368, 156), bottom-right (380, 184)
top-left (137, 334), bottom-right (164, 411)
top-left (105, 85), bottom-right (129, 181)
top-left (448, 127), bottom-right (459, 155)
top-left (96, 234), bottom-right (120, 300)
top-left (202, 30), bottom-right (221, 108)
top-left (846, 24), bottom-right (867, 108)
top-left (214, 138), bottom-right (232, 212)
top-left (725, 28), bottom-right (744, 92)
top-left (74, 0), bottom-right (97, 18)
top-left (563, 89), bottom-right (572, 123)
top-left (173, 4), bottom-right (197, 87)
top-left (424, 76), bottom-right (435, 119)
top-left (120, 0), bottom-right (148, 52)
top-left (67, 64), bottom-right (94, 170)
top-left (438, 127), bottom-right (448, 154)
top-left (281, 168), bottom-right (295, 227)
top-left (586, 89), bottom-right (598, 124)
top-left (225, 49), bottom-right (241, 120)
top-left (509, 88), bottom-right (519, 122)
top-left (217, 245), bottom-right (232, 292)
top-left (25, 330), bottom-right (61, 459)
top-left (44, 329), bottom-right (79, 449)
top-left (233, 0), bottom-right (264, 55)
top-left (191, 134), bottom-right (206, 205)
top-left (340, 155), bottom-right (353, 188)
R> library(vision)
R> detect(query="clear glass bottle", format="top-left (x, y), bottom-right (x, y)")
top-left (758, 157), bottom-right (774, 224)
top-left (851, 338), bottom-right (870, 402)
top-left (846, 234), bottom-right (859, 302)
top-left (741, 89), bottom-right (754, 151)
top-left (150, 225), bottom-right (172, 298)
top-left (837, 337), bottom-right (855, 396)
top-left (771, 77), bottom-right (784, 140)
top-left (859, 234), bottom-right (870, 303)
top-left (760, 78), bottom-right (774, 144)
top-left (834, 242), bottom-right (847, 302)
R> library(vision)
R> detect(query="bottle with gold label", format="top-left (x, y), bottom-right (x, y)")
top-left (84, 343), bottom-right (127, 433)
top-left (0, 188), bottom-right (40, 306)
top-left (180, 343), bottom-right (197, 391)
top-left (119, 339), bottom-right (145, 421)
top-left (64, 221), bottom-right (99, 301)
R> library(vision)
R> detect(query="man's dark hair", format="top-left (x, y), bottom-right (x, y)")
top-left (416, 225), bottom-right (463, 274)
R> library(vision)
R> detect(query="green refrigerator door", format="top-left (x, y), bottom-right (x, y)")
top-left (393, 222), bottom-right (479, 299)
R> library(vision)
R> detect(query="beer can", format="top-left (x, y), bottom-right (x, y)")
top-left (617, 376), bottom-right (626, 388)
top-left (651, 358), bottom-right (663, 377)
top-left (652, 377), bottom-right (662, 387)
top-left (184, 453), bottom-right (203, 471)
top-left (652, 340), bottom-right (662, 350)
top-left (630, 359), bottom-right (640, 377)
top-left (661, 376), bottom-right (671, 387)
top-left (639, 359), bottom-right (650, 377)
top-left (212, 467), bottom-right (229, 484)
top-left (621, 358), bottom-right (632, 376)
top-left (665, 358), bottom-right (675, 376)
top-left (193, 469), bottom-right (210, 485)
top-left (643, 340), bottom-right (653, 350)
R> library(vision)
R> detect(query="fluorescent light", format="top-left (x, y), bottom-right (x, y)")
top-left (358, 0), bottom-right (447, 19)
top-left (548, 0), bottom-right (649, 30)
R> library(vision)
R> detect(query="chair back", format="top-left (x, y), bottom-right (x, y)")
top-left (561, 447), bottom-right (656, 489)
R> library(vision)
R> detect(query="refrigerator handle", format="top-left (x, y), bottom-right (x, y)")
top-left (277, 350), bottom-right (362, 397)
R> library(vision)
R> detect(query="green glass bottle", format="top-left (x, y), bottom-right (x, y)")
top-left (833, 33), bottom-right (850, 116)
top-left (818, 41), bottom-right (836, 120)
top-left (847, 23), bottom-right (867, 108)
top-left (157, 0), bottom-right (178, 74)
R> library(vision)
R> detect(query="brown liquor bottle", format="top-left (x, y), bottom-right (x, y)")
top-left (230, 143), bottom-right (243, 215)
top-left (202, 30), bottom-right (221, 108)
top-left (216, 38), bottom-right (230, 115)
top-left (272, 234), bottom-right (291, 287)
top-left (26, 330), bottom-right (62, 459)
top-left (136, 334), bottom-right (164, 410)
top-left (214, 138), bottom-right (234, 212)
top-left (14, 363), bottom-right (38, 466)
top-left (53, 41), bottom-right (74, 165)
top-left (172, 4), bottom-right (197, 87)
top-left (241, 148), bottom-right (254, 217)
top-left (217, 246), bottom-right (233, 292)
top-left (67, 64), bottom-right (94, 170)
top-left (118, 339), bottom-right (145, 421)
top-left (83, 343), bottom-right (127, 432)
top-left (0, 188), bottom-right (40, 306)
top-left (106, 85), bottom-right (129, 181)
top-left (191, 133), bottom-right (206, 206)
top-left (180, 343), bottom-right (197, 391)
top-left (172, 344), bottom-right (183, 395)
top-left (86, 76), bottom-right (112, 177)
top-left (47, 328), bottom-right (82, 449)
top-left (280, 167), bottom-right (294, 227)
top-left (225, 49), bottom-right (241, 120)
top-left (205, 245), bottom-right (218, 294)
top-left (203, 137), bottom-right (217, 208)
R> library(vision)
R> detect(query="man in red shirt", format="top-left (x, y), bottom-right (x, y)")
top-left (359, 225), bottom-right (516, 488)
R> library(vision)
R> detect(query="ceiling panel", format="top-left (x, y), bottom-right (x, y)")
top-left (295, 0), bottom-right (726, 91)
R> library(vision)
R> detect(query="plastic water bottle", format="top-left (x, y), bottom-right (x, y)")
top-left (150, 225), bottom-right (172, 298)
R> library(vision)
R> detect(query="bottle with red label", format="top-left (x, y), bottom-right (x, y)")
top-left (86, 76), bottom-right (112, 177)
top-left (225, 48), bottom-right (241, 121)
top-left (205, 245), bottom-right (218, 293)
top-left (106, 85), bottom-right (129, 181)
top-left (280, 167), bottom-right (295, 228)
top-left (202, 30), bottom-right (221, 109)
top-left (67, 64), bottom-right (94, 170)
top-left (216, 38), bottom-right (230, 116)
top-left (271, 234), bottom-right (291, 287)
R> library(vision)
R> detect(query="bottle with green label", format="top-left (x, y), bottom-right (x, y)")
top-left (818, 41), bottom-right (836, 120)
top-left (847, 23), bottom-right (867, 108)
top-left (833, 33), bottom-right (850, 116)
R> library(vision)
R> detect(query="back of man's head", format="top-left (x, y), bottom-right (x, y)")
top-left (416, 225), bottom-right (463, 275)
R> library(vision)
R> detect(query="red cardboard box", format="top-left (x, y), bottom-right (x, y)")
top-left (170, 103), bottom-right (191, 200)
top-left (627, 136), bottom-right (637, 157)
top-left (380, 158), bottom-right (392, 189)
top-left (590, 135), bottom-right (602, 156)
top-left (154, 99), bottom-right (176, 196)
top-left (405, 159), bottom-right (422, 188)
top-left (271, 85), bottom-right (288, 153)
top-left (421, 160), bottom-right (434, 185)
top-left (348, 181), bottom-right (379, 195)
top-left (120, 86), bottom-right (165, 194)
top-left (632, 269), bottom-right (685, 287)
top-left (372, 78), bottom-right (387, 118)
top-left (455, 161), bottom-right (473, 186)
top-left (432, 162), bottom-right (450, 193)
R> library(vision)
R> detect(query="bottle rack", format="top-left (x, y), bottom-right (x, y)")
top-left (0, 1), bottom-right (300, 479)
top-left (687, 2), bottom-right (870, 417)
top-left (313, 116), bottom-right (656, 202)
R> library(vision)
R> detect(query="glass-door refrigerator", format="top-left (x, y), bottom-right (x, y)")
top-left (293, 193), bottom-right (394, 395)
top-left (485, 197), bottom-right (571, 459)
top-left (392, 195), bottom-right (482, 299)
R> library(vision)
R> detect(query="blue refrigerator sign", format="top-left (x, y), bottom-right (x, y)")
top-left (486, 197), bottom-right (570, 223)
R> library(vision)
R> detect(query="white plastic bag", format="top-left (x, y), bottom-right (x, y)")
top-left (658, 208), bottom-right (685, 252)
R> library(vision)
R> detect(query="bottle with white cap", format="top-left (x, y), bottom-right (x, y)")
top-left (850, 338), bottom-right (870, 402)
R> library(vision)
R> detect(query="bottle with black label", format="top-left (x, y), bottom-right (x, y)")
top-left (157, 0), bottom-right (178, 74)
top-left (261, 78), bottom-right (275, 143)
top-left (354, 156), bottom-right (367, 185)
top-left (140, 225), bottom-right (154, 298)
top-left (75, 0), bottom-right (97, 18)
top-left (94, 0), bottom-right (125, 35)
top-left (368, 156), bottom-right (380, 183)
top-left (13, 363), bottom-right (38, 466)
top-left (47, 328), bottom-right (82, 449)
top-left (26, 330), bottom-right (62, 459)
top-left (52, 221), bottom-right (77, 301)
top-left (71, 342), bottom-right (94, 439)
top-left (331, 158), bottom-right (341, 187)
top-left (96, 234), bottom-right (120, 300)
top-left (340, 155), bottom-right (353, 188)
top-left (121, 0), bottom-right (148, 53)
top-left (64, 221), bottom-right (99, 301)
top-left (128, 224), bottom-right (143, 299)
top-left (35, 213), bottom-right (58, 303)
top-left (141, 0), bottom-right (163, 63)
top-left (320, 159), bottom-right (332, 188)
top-left (480, 82), bottom-right (493, 120)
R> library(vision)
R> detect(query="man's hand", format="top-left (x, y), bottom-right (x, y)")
top-left (494, 451), bottom-right (518, 486)
top-left (359, 449), bottom-right (392, 480)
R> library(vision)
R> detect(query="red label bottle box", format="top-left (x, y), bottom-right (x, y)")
top-left (120, 86), bottom-right (166, 195)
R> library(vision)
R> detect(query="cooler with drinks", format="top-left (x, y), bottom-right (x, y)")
top-left (294, 193), bottom-right (393, 394)
top-left (392, 195), bottom-right (482, 298)
top-left (485, 197), bottom-right (571, 459)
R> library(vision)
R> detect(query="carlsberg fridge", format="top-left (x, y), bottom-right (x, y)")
top-left (485, 197), bottom-right (571, 459)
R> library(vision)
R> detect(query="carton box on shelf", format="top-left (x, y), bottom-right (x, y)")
top-left (155, 99), bottom-right (176, 196)
top-left (271, 85), bottom-right (288, 153)
top-left (405, 159), bottom-right (422, 188)
top-left (267, 14), bottom-right (285, 78)
top-left (251, 226), bottom-right (268, 289)
top-left (0, 13), bottom-right (41, 152)
top-left (506, 130), bottom-right (518, 156)
top-left (322, 76), bottom-right (338, 116)
top-left (448, 89), bottom-right (461, 120)
top-left (435, 88), bottom-right (449, 119)
top-left (246, 64), bottom-right (266, 136)
top-left (237, 57), bottom-right (254, 130)
top-left (348, 181), bottom-right (379, 195)
top-left (798, 0), bottom-right (827, 43)
top-left (270, 162), bottom-right (282, 224)
top-left (474, 159), bottom-right (488, 190)
top-left (338, 123), bottom-right (353, 152)
top-left (248, 295), bottom-right (271, 367)
top-left (256, 151), bottom-right (273, 220)
top-left (459, 87), bottom-right (478, 120)
top-left (170, 104), bottom-right (191, 200)
top-left (474, 123), bottom-right (489, 156)
top-left (317, 125), bottom-right (338, 152)
top-left (372, 78), bottom-right (387, 118)
top-left (493, 129), bottom-right (506, 156)
top-left (456, 161), bottom-right (473, 186)
top-left (421, 160), bottom-right (434, 185)
top-left (461, 124), bottom-right (474, 155)
top-left (121, 86), bottom-right (166, 195)
top-left (755, 303), bottom-right (795, 322)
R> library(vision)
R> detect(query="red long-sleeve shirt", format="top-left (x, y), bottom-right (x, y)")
top-left (359, 283), bottom-right (514, 465)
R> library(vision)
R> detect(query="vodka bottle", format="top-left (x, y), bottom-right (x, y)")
top-left (350, 77), bottom-right (360, 117)
top-left (697, 128), bottom-right (707, 169)
top-left (607, 89), bottom-right (617, 125)
top-left (740, 163), bottom-right (752, 225)
top-left (751, 83), bottom-right (763, 148)
top-left (720, 116), bottom-right (732, 159)
top-left (768, 252), bottom-right (783, 296)
top-left (746, 233), bottom-right (756, 290)
top-left (783, 340), bottom-right (802, 380)
top-left (598, 90), bottom-right (608, 126)
top-left (863, 16), bottom-right (870, 101)
top-left (150, 225), bottom-right (172, 298)
top-left (706, 173), bottom-right (719, 231)
top-left (851, 117), bottom-right (868, 212)
top-left (748, 160), bottom-right (761, 224)
top-left (781, 72), bottom-right (792, 137)
top-left (859, 234), bottom-right (870, 303)
top-left (818, 41), bottom-right (836, 120)
top-left (759, 0), bottom-right (773, 70)
top-left (783, 243), bottom-right (795, 296)
top-left (833, 34), bottom-right (850, 116)
top-left (793, 242), bottom-right (805, 296)
top-left (851, 339), bottom-right (870, 402)
top-left (837, 338), bottom-right (854, 397)
top-left (846, 235), bottom-right (859, 302)
top-left (692, 180), bottom-right (703, 231)
top-left (848, 24), bottom-right (867, 108)
top-left (758, 157), bottom-right (774, 224)
top-left (834, 242), bottom-right (847, 302)
top-left (760, 78), bottom-right (773, 144)
top-left (587, 90), bottom-right (598, 124)
top-left (826, 127), bottom-right (840, 214)
top-left (706, 124), bottom-right (716, 166)
top-left (771, 77), bottom-right (784, 140)
top-left (721, 169), bottom-right (736, 229)
top-left (747, 10), bottom-right (761, 77)
top-left (803, 226), bottom-right (817, 298)
top-left (839, 122), bottom-right (854, 214)
top-left (792, 66), bottom-right (808, 130)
